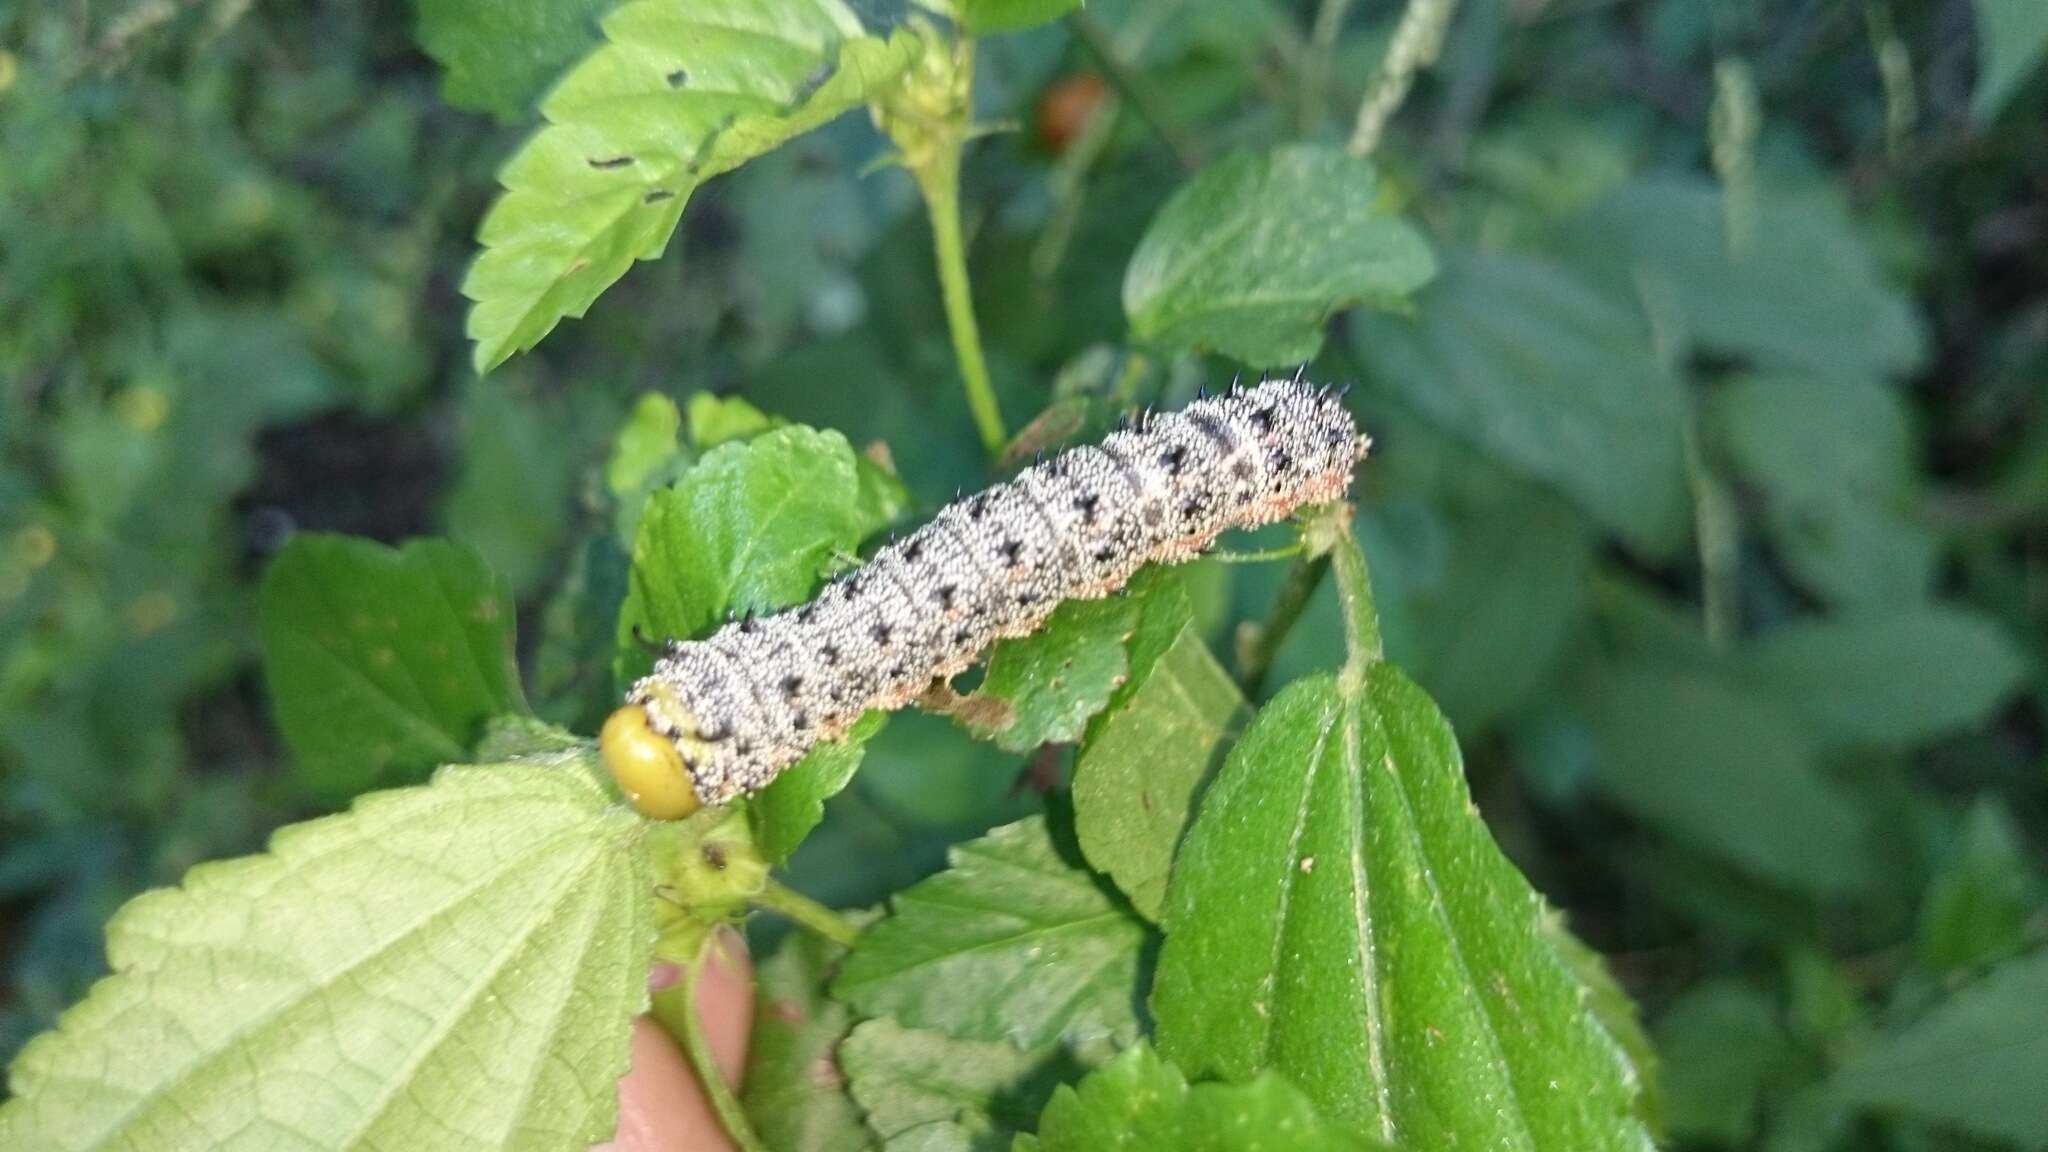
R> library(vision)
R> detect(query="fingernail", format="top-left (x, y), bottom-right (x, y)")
top-left (646, 963), bottom-right (682, 993)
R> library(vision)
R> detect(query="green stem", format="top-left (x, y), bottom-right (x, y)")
top-left (1237, 549), bottom-right (1331, 700)
top-left (1682, 407), bottom-right (1742, 648)
top-left (1347, 0), bottom-right (1460, 157)
top-left (1329, 526), bottom-right (1382, 688)
top-left (917, 142), bottom-right (1007, 461)
top-left (1299, 0), bottom-right (1356, 133)
top-left (677, 953), bottom-right (768, 1152)
top-left (749, 879), bottom-right (861, 949)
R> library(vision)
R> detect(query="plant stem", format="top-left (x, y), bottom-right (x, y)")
top-left (1329, 525), bottom-right (1381, 688)
top-left (1348, 0), bottom-right (1460, 157)
top-left (678, 954), bottom-right (768, 1152)
top-left (918, 147), bottom-right (1006, 461)
top-left (1237, 549), bottom-right (1331, 699)
top-left (749, 879), bottom-right (861, 949)
top-left (1069, 10), bottom-right (1200, 170)
top-left (1299, 0), bottom-right (1356, 133)
top-left (1682, 408), bottom-right (1742, 648)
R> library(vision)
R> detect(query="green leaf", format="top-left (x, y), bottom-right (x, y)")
top-left (1973, 0), bottom-right (2048, 120)
top-left (1709, 373), bottom-right (1937, 607)
top-left (835, 816), bottom-right (1147, 1050)
top-left (1579, 662), bottom-right (1868, 895)
top-left (1402, 481), bottom-right (1594, 733)
top-left (0, 752), bottom-right (653, 1152)
top-left (937, 0), bottom-right (1084, 35)
top-left (841, 1018), bottom-right (1092, 1152)
top-left (742, 920), bottom-right (874, 1152)
top-left (415, 0), bottom-right (614, 120)
top-left (1547, 921), bottom-right (1663, 1136)
top-left (1021, 1042), bottom-right (1385, 1152)
top-left (968, 569), bottom-right (1180, 754)
top-left (616, 424), bottom-right (870, 677)
top-left (1917, 797), bottom-right (2038, 977)
top-left (1828, 948), bottom-right (2048, 1148)
top-left (445, 376), bottom-right (589, 596)
top-left (259, 535), bottom-right (526, 802)
top-left (1073, 612), bottom-right (1245, 922)
top-left (688, 391), bottom-right (780, 449)
top-left (1124, 145), bottom-right (1435, 368)
top-left (1152, 540), bottom-right (1655, 1149)
top-left (1349, 251), bottom-right (1688, 554)
top-left (1560, 176), bottom-right (1926, 379)
top-left (752, 711), bottom-right (887, 864)
top-left (1653, 982), bottom-right (1785, 1147)
top-left (1738, 608), bottom-right (2026, 749)
top-left (464, 2), bottom-right (921, 372)
top-left (605, 392), bottom-right (685, 541)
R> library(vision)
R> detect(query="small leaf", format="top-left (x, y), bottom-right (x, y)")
top-left (259, 535), bottom-right (526, 802)
top-left (1973, 0), bottom-right (2048, 120)
top-left (1828, 948), bottom-right (2048, 1148)
top-left (0, 752), bottom-right (653, 1152)
top-left (446, 376), bottom-right (588, 596)
top-left (968, 569), bottom-right (1178, 753)
top-left (1153, 539), bottom-right (1655, 1149)
top-left (415, 0), bottom-right (614, 119)
top-left (605, 392), bottom-right (685, 536)
top-left (742, 919), bottom-right (874, 1152)
top-left (753, 711), bottom-right (888, 864)
top-left (841, 1018), bottom-right (1091, 1151)
top-left (465, 2), bottom-right (921, 372)
top-left (1073, 610), bottom-right (1245, 922)
top-left (1579, 661), bottom-right (1869, 895)
top-left (835, 816), bottom-right (1147, 1050)
top-left (1917, 797), bottom-right (2038, 977)
top-left (1653, 982), bottom-right (1785, 1147)
top-left (1023, 1042), bottom-right (1386, 1152)
top-left (616, 425), bottom-right (870, 678)
top-left (1350, 251), bottom-right (1688, 555)
top-left (1738, 608), bottom-right (2027, 749)
top-left (688, 391), bottom-right (779, 449)
top-left (1124, 145), bottom-right (1435, 367)
top-left (938, 0), bottom-right (1083, 35)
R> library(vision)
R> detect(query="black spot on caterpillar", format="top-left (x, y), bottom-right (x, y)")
top-left (603, 378), bottom-right (1369, 815)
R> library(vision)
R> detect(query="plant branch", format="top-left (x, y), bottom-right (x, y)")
top-left (677, 953), bottom-right (769, 1152)
top-left (749, 879), bottom-right (861, 949)
top-left (1348, 0), bottom-right (1460, 157)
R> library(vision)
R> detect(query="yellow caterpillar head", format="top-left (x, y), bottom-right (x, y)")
top-left (600, 683), bottom-right (710, 820)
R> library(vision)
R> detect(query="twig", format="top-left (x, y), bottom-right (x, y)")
top-left (1237, 550), bottom-right (1332, 698)
top-left (1348, 0), bottom-right (1461, 157)
top-left (678, 953), bottom-right (769, 1152)
top-left (749, 879), bottom-right (861, 949)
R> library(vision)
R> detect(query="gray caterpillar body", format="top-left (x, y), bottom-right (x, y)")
top-left (603, 378), bottom-right (1369, 813)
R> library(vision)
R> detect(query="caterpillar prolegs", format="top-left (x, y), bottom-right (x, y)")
top-left (600, 378), bottom-right (1369, 818)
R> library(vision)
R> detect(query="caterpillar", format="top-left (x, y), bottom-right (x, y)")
top-left (601, 377), bottom-right (1369, 818)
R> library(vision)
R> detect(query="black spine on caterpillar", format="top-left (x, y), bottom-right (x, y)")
top-left (602, 378), bottom-right (1369, 816)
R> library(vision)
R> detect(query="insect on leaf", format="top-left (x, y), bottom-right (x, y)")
top-left (464, 0), bottom-right (922, 372)
top-left (0, 750), bottom-right (654, 1152)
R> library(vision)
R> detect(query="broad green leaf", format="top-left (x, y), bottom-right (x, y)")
top-left (1403, 481), bottom-right (1594, 733)
top-left (464, 1), bottom-right (921, 372)
top-left (259, 535), bottom-right (526, 802)
top-left (1073, 608), bottom-right (1245, 922)
top-left (1973, 0), bottom-right (2048, 120)
top-left (753, 711), bottom-right (887, 863)
top-left (835, 816), bottom-right (1147, 1050)
top-left (1350, 251), bottom-right (1688, 554)
top-left (967, 568), bottom-right (1179, 753)
top-left (1019, 1043), bottom-right (1386, 1152)
top-left (1653, 982), bottom-right (1785, 1147)
top-left (1124, 145), bottom-right (1435, 367)
top-left (1152, 541), bottom-right (1654, 1149)
top-left (933, 0), bottom-right (1084, 35)
top-left (1828, 948), bottom-right (2048, 1147)
top-left (415, 0), bottom-right (614, 120)
top-left (1709, 373), bottom-right (1936, 607)
top-left (1559, 176), bottom-right (1927, 379)
top-left (615, 424), bottom-right (870, 679)
top-left (1547, 921), bottom-right (1663, 1135)
top-left (1917, 797), bottom-right (2038, 977)
top-left (742, 919), bottom-right (874, 1152)
top-left (605, 392), bottom-right (685, 541)
top-left (1579, 662), bottom-right (1868, 895)
top-left (1738, 609), bottom-right (2026, 749)
top-left (0, 752), bottom-right (653, 1152)
top-left (841, 1018), bottom-right (1092, 1152)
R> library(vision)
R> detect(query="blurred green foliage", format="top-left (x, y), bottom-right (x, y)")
top-left (3, 0), bottom-right (2048, 1148)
